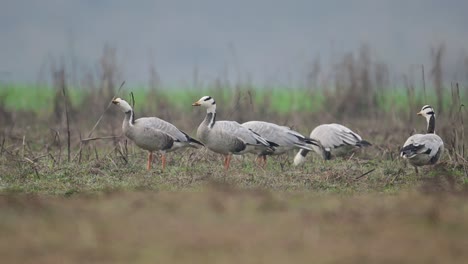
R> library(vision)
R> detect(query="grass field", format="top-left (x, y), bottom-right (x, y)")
top-left (1, 135), bottom-right (467, 263)
top-left (1, 81), bottom-right (467, 263)
top-left (0, 83), bottom-right (462, 114)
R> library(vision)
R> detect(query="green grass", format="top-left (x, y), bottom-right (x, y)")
top-left (0, 84), bottom-right (86, 113)
top-left (1, 83), bottom-right (463, 115)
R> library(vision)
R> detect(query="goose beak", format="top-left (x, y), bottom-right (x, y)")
top-left (112, 99), bottom-right (119, 104)
top-left (417, 111), bottom-right (422, 115)
top-left (192, 101), bottom-right (201, 106)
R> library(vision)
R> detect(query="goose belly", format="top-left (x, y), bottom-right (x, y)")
top-left (407, 154), bottom-right (435, 166)
top-left (126, 132), bottom-right (173, 152)
top-left (166, 141), bottom-right (189, 152)
top-left (406, 148), bottom-right (443, 167)
top-left (197, 126), bottom-right (246, 155)
top-left (329, 145), bottom-right (356, 157)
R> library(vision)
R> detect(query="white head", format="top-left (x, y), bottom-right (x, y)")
top-left (417, 105), bottom-right (435, 121)
top-left (112, 98), bottom-right (133, 113)
top-left (418, 105), bottom-right (436, 133)
top-left (192, 96), bottom-right (216, 113)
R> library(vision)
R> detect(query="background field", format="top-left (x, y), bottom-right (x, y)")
top-left (1, 47), bottom-right (467, 263)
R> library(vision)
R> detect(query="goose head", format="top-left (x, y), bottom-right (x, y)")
top-left (112, 98), bottom-right (133, 113)
top-left (192, 96), bottom-right (216, 113)
top-left (418, 105), bottom-right (436, 133)
top-left (417, 105), bottom-right (435, 120)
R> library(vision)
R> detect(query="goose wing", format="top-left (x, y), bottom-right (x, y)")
top-left (136, 117), bottom-right (193, 143)
top-left (312, 124), bottom-right (365, 149)
top-left (215, 121), bottom-right (271, 147)
top-left (130, 124), bottom-right (175, 151)
top-left (400, 134), bottom-right (444, 159)
top-left (242, 121), bottom-right (297, 146)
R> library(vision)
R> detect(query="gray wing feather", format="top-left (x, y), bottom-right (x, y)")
top-left (136, 117), bottom-right (190, 142)
top-left (216, 121), bottom-right (269, 146)
top-left (129, 124), bottom-right (174, 151)
top-left (402, 134), bottom-right (444, 158)
top-left (242, 121), bottom-right (302, 146)
top-left (311, 124), bottom-right (362, 149)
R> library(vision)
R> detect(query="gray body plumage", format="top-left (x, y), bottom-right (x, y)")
top-left (197, 114), bottom-right (272, 155)
top-left (400, 134), bottom-right (444, 166)
top-left (400, 105), bottom-right (444, 168)
top-left (241, 121), bottom-right (322, 156)
top-left (123, 114), bottom-right (202, 153)
top-left (193, 96), bottom-right (273, 158)
top-left (294, 123), bottom-right (370, 165)
top-left (113, 97), bottom-right (202, 170)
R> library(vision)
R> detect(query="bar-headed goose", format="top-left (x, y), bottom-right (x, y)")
top-left (192, 96), bottom-right (275, 170)
top-left (242, 121), bottom-right (324, 166)
top-left (294, 123), bottom-right (371, 165)
top-left (400, 105), bottom-right (444, 173)
top-left (112, 98), bottom-right (203, 170)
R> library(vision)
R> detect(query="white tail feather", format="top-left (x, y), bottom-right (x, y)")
top-left (293, 151), bottom-right (306, 166)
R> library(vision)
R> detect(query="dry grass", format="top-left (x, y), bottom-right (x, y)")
top-left (1, 189), bottom-right (468, 264)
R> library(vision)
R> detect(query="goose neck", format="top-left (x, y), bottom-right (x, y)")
top-left (123, 110), bottom-right (135, 130)
top-left (205, 104), bottom-right (216, 114)
top-left (426, 114), bottom-right (435, 134)
top-left (204, 112), bottom-right (216, 129)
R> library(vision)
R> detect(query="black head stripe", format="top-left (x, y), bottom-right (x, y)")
top-left (211, 100), bottom-right (216, 105)
top-left (203, 96), bottom-right (212, 101)
top-left (427, 111), bottom-right (435, 115)
top-left (422, 105), bottom-right (432, 111)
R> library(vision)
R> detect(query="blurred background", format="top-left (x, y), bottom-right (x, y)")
top-left (0, 0), bottom-right (467, 159)
top-left (2, 0), bottom-right (468, 85)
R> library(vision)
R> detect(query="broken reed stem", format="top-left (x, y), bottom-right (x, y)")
top-left (81, 136), bottom-right (121, 143)
top-left (87, 81), bottom-right (125, 138)
top-left (78, 132), bottom-right (83, 163)
top-left (1, 137), bottom-right (5, 157)
top-left (355, 168), bottom-right (376, 180)
top-left (49, 128), bottom-right (62, 165)
top-left (456, 83), bottom-right (465, 160)
top-left (62, 83), bottom-right (71, 163)
top-left (23, 157), bottom-right (39, 178)
top-left (22, 135), bottom-right (25, 159)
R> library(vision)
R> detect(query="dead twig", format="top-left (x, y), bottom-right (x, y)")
top-left (49, 128), bottom-right (62, 165)
top-left (81, 135), bottom-right (122, 143)
top-left (87, 81), bottom-right (125, 138)
top-left (22, 135), bottom-right (26, 159)
top-left (62, 80), bottom-right (71, 163)
top-left (0, 137), bottom-right (5, 157)
top-left (355, 168), bottom-right (376, 181)
top-left (23, 157), bottom-right (40, 178)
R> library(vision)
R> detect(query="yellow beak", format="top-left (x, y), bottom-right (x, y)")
top-left (417, 111), bottom-right (422, 115)
top-left (192, 101), bottom-right (201, 106)
top-left (112, 99), bottom-right (119, 104)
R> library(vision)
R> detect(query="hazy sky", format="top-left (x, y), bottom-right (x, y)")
top-left (1, 0), bottom-right (468, 86)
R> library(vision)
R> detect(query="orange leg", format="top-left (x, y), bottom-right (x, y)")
top-left (147, 152), bottom-right (153, 170)
top-left (255, 155), bottom-right (265, 167)
top-left (161, 154), bottom-right (166, 172)
top-left (224, 154), bottom-right (232, 170)
top-left (255, 156), bottom-right (260, 165)
top-left (262, 155), bottom-right (267, 167)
